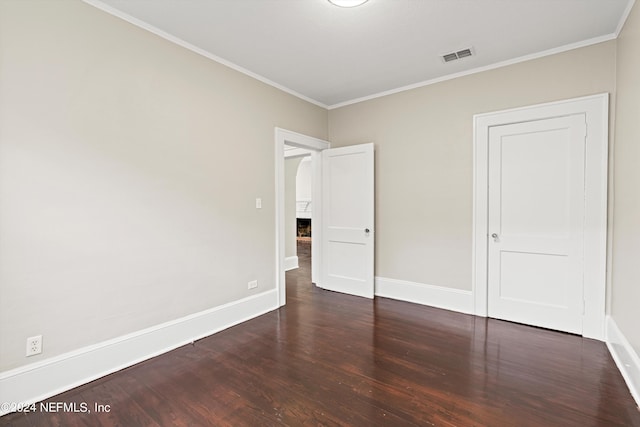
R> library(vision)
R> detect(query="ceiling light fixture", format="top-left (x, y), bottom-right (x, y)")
top-left (328, 0), bottom-right (368, 8)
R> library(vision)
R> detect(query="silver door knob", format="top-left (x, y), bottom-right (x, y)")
top-left (491, 233), bottom-right (499, 242)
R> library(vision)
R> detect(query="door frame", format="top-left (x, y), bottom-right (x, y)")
top-left (472, 93), bottom-right (609, 340)
top-left (275, 128), bottom-right (329, 307)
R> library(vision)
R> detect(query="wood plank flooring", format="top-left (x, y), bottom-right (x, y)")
top-left (2, 241), bottom-right (639, 426)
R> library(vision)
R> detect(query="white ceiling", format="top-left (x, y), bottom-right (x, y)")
top-left (88, 0), bottom-right (633, 108)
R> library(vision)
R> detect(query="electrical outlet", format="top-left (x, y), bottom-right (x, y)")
top-left (26, 335), bottom-right (42, 357)
top-left (248, 280), bottom-right (258, 289)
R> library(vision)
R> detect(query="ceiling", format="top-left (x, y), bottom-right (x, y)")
top-left (88, 0), bottom-right (633, 108)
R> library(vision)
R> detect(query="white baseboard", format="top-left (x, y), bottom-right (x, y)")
top-left (285, 256), bottom-right (299, 271)
top-left (606, 315), bottom-right (640, 407)
top-left (375, 276), bottom-right (474, 315)
top-left (0, 289), bottom-right (278, 416)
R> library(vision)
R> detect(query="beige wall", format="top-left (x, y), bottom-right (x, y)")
top-left (329, 41), bottom-right (616, 291)
top-left (0, 0), bottom-right (327, 371)
top-left (285, 157), bottom-right (303, 259)
top-left (612, 2), bottom-right (640, 355)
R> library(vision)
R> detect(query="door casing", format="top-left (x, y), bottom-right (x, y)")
top-left (472, 94), bottom-right (609, 340)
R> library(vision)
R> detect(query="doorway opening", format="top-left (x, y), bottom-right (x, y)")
top-left (296, 156), bottom-right (313, 240)
top-left (276, 128), bottom-right (376, 306)
top-left (275, 128), bottom-right (329, 307)
top-left (284, 150), bottom-right (312, 273)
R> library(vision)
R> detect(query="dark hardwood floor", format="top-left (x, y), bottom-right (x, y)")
top-left (3, 241), bottom-right (639, 426)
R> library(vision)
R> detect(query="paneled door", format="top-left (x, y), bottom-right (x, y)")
top-left (320, 143), bottom-right (374, 298)
top-left (488, 115), bottom-right (586, 334)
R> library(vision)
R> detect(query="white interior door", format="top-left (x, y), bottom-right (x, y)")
top-left (320, 143), bottom-right (374, 298)
top-left (488, 115), bottom-right (586, 334)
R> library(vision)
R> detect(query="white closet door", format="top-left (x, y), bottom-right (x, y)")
top-left (488, 115), bottom-right (586, 334)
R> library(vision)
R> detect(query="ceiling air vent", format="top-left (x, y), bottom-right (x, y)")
top-left (442, 47), bottom-right (474, 63)
top-left (442, 52), bottom-right (458, 63)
